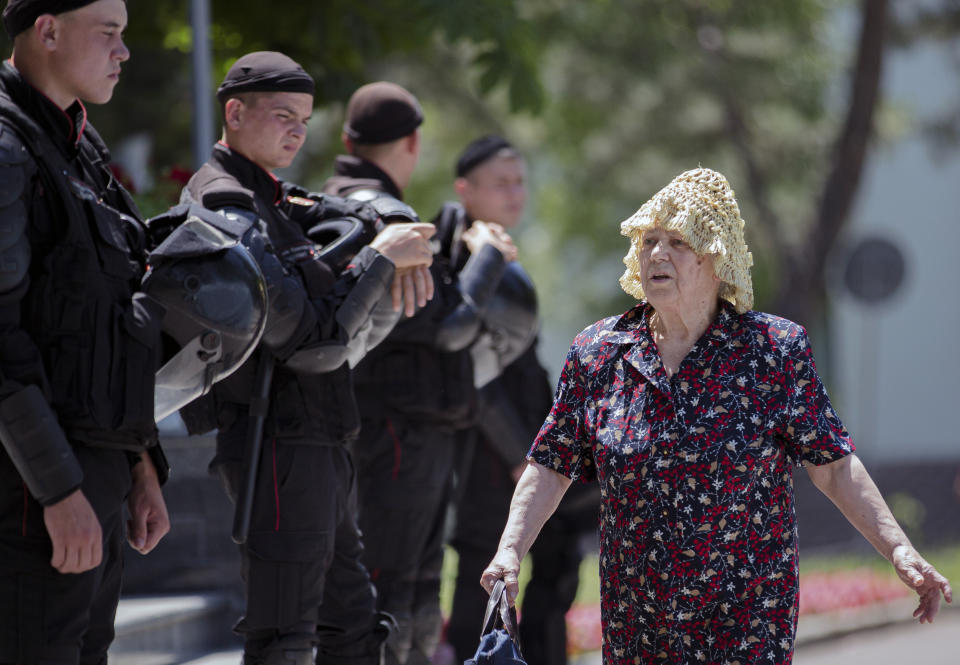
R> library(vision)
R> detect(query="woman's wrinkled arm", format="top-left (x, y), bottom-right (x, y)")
top-left (480, 461), bottom-right (572, 605)
top-left (806, 454), bottom-right (953, 622)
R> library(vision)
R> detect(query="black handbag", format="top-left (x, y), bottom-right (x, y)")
top-left (464, 580), bottom-right (527, 665)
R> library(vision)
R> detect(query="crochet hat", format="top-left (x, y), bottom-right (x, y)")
top-left (619, 167), bottom-right (754, 313)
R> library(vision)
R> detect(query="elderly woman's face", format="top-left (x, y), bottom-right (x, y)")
top-left (639, 227), bottom-right (719, 309)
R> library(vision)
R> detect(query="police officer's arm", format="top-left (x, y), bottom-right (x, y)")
top-left (281, 186), bottom-right (434, 317)
top-left (432, 222), bottom-right (515, 351)
top-left (220, 207), bottom-right (406, 373)
top-left (342, 223), bottom-right (436, 366)
top-left (0, 130), bottom-right (102, 574)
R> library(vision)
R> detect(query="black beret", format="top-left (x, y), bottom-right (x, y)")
top-left (3, 0), bottom-right (100, 38)
top-left (216, 51), bottom-right (315, 104)
top-left (343, 81), bottom-right (423, 145)
top-left (455, 135), bottom-right (516, 177)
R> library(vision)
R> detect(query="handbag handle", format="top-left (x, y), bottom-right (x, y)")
top-left (480, 579), bottom-right (522, 653)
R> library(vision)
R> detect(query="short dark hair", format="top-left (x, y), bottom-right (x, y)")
top-left (455, 135), bottom-right (520, 178)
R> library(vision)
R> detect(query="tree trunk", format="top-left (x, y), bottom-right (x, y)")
top-left (774, 0), bottom-right (889, 327)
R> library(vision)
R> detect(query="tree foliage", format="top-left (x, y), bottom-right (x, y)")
top-left (0, 0), bottom-right (900, 365)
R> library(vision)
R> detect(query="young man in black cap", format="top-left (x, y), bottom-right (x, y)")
top-left (436, 136), bottom-right (598, 665)
top-left (323, 84), bottom-right (517, 665)
top-left (182, 53), bottom-right (437, 665)
top-left (0, 1), bottom-right (170, 663)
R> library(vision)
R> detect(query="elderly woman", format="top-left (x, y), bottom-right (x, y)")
top-left (481, 168), bottom-right (952, 664)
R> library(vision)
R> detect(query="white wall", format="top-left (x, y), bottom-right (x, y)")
top-left (829, 41), bottom-right (960, 464)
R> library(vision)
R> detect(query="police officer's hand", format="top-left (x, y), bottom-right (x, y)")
top-left (462, 221), bottom-right (517, 262)
top-left (369, 222), bottom-right (435, 269)
top-left (369, 223), bottom-right (436, 315)
top-left (393, 265), bottom-right (435, 317)
top-left (43, 489), bottom-right (103, 574)
top-left (126, 452), bottom-right (170, 555)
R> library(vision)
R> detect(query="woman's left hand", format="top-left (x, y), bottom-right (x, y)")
top-left (890, 544), bottom-right (953, 623)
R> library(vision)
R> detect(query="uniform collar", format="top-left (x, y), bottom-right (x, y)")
top-left (209, 141), bottom-right (281, 204)
top-left (0, 60), bottom-right (88, 156)
top-left (331, 154), bottom-right (404, 200)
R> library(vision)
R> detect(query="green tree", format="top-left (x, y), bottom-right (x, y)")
top-left (0, 1), bottom-right (895, 354)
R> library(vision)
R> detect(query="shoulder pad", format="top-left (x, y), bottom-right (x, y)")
top-left (0, 124), bottom-right (29, 167)
top-left (347, 189), bottom-right (419, 223)
top-left (0, 233), bottom-right (29, 294)
top-left (187, 163), bottom-right (257, 213)
top-left (430, 201), bottom-right (466, 257)
top-left (0, 158), bottom-right (28, 208)
top-left (202, 183), bottom-right (257, 212)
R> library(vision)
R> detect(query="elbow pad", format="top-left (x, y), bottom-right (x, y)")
top-left (434, 305), bottom-right (483, 352)
top-left (434, 245), bottom-right (509, 351)
top-left (334, 249), bottom-right (395, 339)
top-left (0, 385), bottom-right (82, 506)
top-left (346, 295), bottom-right (401, 368)
top-left (282, 249), bottom-right (395, 374)
top-left (458, 244), bottom-right (508, 313)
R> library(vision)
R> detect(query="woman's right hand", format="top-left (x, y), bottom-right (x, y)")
top-left (481, 547), bottom-right (522, 606)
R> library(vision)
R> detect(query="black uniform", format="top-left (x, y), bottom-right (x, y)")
top-left (434, 201), bottom-right (599, 665)
top-left (323, 156), bottom-right (508, 665)
top-left (183, 143), bottom-right (398, 665)
top-left (0, 62), bottom-right (167, 665)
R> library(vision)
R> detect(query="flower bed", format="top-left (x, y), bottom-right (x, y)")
top-left (564, 568), bottom-right (910, 655)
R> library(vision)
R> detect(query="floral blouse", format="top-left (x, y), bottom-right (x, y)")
top-left (529, 302), bottom-right (853, 664)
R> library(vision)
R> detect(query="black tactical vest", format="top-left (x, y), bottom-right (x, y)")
top-left (0, 92), bottom-right (159, 449)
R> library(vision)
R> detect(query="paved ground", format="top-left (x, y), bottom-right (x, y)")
top-left (793, 609), bottom-right (960, 665)
top-left (112, 600), bottom-right (958, 665)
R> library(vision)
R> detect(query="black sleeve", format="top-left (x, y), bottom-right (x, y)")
top-left (0, 126), bottom-right (82, 504)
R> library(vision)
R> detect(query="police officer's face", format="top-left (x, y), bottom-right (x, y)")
top-left (47, 0), bottom-right (130, 106)
top-left (226, 92), bottom-right (313, 172)
top-left (457, 155), bottom-right (527, 229)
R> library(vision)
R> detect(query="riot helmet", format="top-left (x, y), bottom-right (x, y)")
top-left (143, 206), bottom-right (268, 422)
top-left (305, 215), bottom-right (380, 274)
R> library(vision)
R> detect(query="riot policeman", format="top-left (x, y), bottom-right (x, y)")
top-left (181, 53), bottom-right (436, 665)
top-left (322, 83), bottom-right (517, 665)
top-left (436, 136), bottom-right (599, 665)
top-left (0, 1), bottom-right (170, 663)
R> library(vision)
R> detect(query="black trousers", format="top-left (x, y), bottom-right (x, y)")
top-left (0, 447), bottom-right (131, 665)
top-left (448, 441), bottom-right (598, 665)
top-left (350, 416), bottom-right (455, 665)
top-left (219, 442), bottom-right (381, 658)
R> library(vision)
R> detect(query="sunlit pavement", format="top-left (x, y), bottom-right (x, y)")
top-left (794, 608), bottom-right (960, 665)
top-left (108, 599), bottom-right (958, 664)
